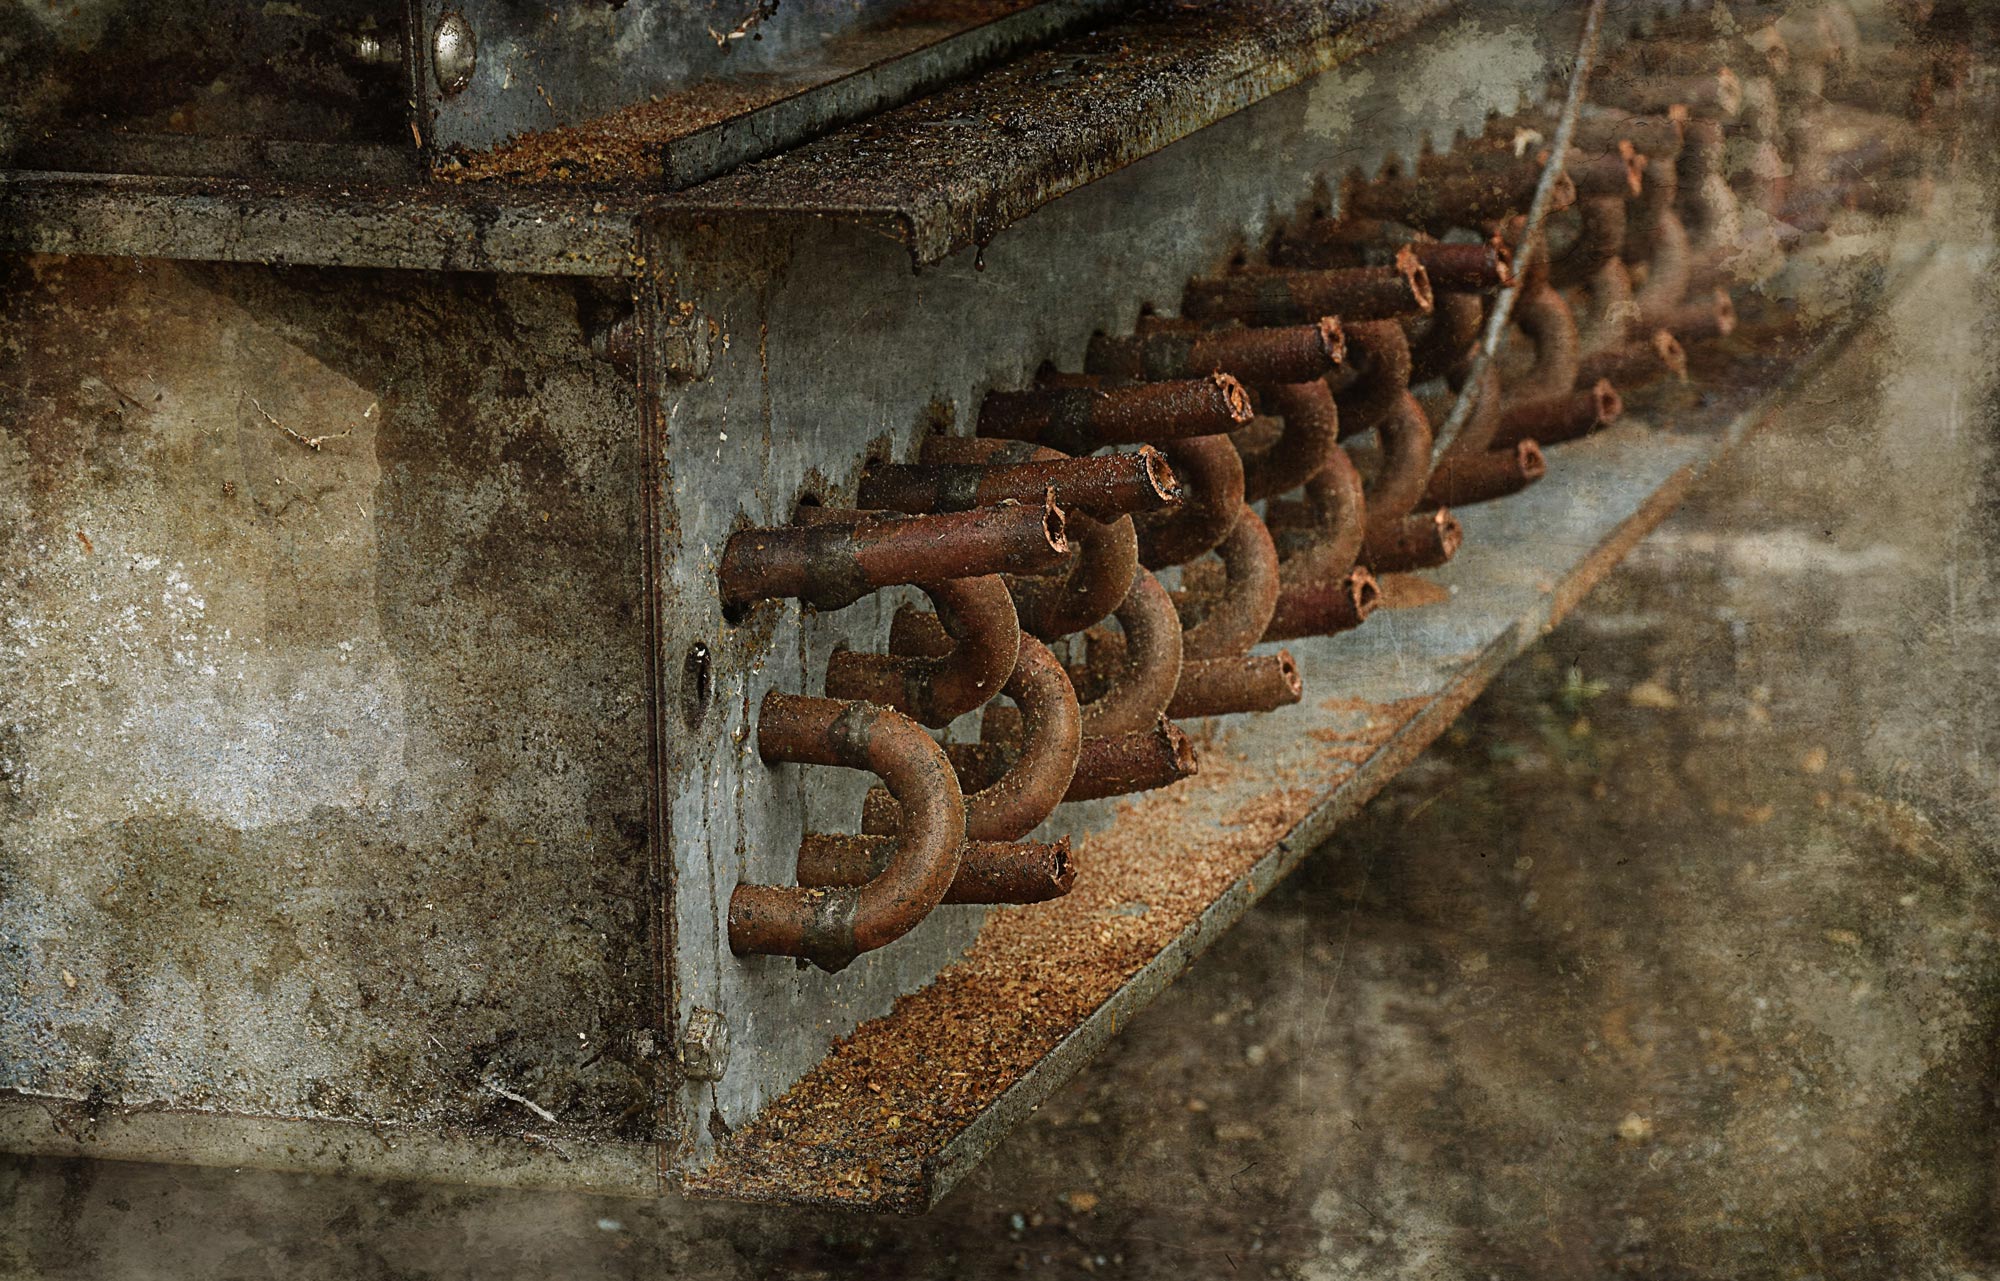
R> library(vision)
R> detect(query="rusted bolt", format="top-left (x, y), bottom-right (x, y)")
top-left (1183, 248), bottom-right (1434, 327)
top-left (1491, 380), bottom-right (1624, 450)
top-left (823, 576), bottom-right (1020, 728)
top-left (717, 499), bottom-right (1067, 616)
top-left (1167, 652), bottom-right (1305, 720)
top-left (678, 1007), bottom-right (730, 1082)
top-left (431, 11), bottom-right (477, 96)
top-left (978, 375), bottom-right (1251, 454)
top-left (796, 835), bottom-right (1074, 906)
top-left (729, 694), bottom-right (966, 972)
top-left (1085, 318), bottom-right (1346, 386)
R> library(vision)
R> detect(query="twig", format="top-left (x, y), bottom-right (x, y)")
top-left (246, 394), bottom-right (367, 452)
top-left (484, 1081), bottom-right (558, 1124)
top-left (1431, 0), bottom-right (1609, 457)
top-left (709, 0), bottom-right (779, 49)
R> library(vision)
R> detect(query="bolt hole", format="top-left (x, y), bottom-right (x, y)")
top-left (682, 643), bottom-right (712, 728)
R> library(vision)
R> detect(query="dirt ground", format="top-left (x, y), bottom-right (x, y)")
top-left (6, 67), bottom-right (2000, 1281)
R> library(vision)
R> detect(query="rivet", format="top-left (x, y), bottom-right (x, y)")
top-left (432, 11), bottom-right (477, 97)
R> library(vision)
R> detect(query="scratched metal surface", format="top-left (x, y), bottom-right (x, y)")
top-left (0, 258), bottom-right (664, 1184)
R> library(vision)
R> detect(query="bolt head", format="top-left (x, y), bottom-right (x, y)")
top-left (679, 1007), bottom-right (729, 1082)
top-left (432, 11), bottom-right (477, 97)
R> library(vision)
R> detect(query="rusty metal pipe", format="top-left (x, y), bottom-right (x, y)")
top-left (1269, 216), bottom-right (1409, 268)
top-left (1010, 509), bottom-right (1140, 642)
top-left (795, 835), bottom-right (1073, 906)
top-left (1265, 445), bottom-right (1378, 641)
top-left (1362, 509), bottom-right (1463, 574)
top-left (1419, 440), bottom-right (1547, 510)
top-left (859, 447), bottom-right (1179, 521)
top-left (1237, 379), bottom-right (1340, 503)
top-left (1333, 321), bottom-right (1415, 440)
top-left (1062, 717), bottom-right (1199, 803)
top-left (1359, 390), bottom-right (1434, 545)
top-left (1490, 379), bottom-right (1623, 450)
top-left (1266, 566), bottom-right (1380, 642)
top-left (1343, 168), bottom-right (1575, 236)
top-left (864, 629), bottom-right (1081, 842)
top-left (1632, 211), bottom-right (1694, 329)
top-left (1489, 110), bottom-right (1686, 168)
top-left (1579, 256), bottom-right (1637, 353)
top-left (718, 500), bottom-right (1068, 615)
top-left (1167, 652), bottom-right (1305, 720)
top-left (1086, 318), bottom-right (1346, 386)
top-left (1548, 196), bottom-right (1628, 289)
top-left (1183, 248), bottom-right (1435, 327)
top-left (1410, 239), bottom-right (1516, 292)
top-left (823, 575), bottom-right (1020, 727)
top-left (1594, 67), bottom-right (1744, 119)
top-left (897, 439), bottom-right (1160, 641)
top-left (1573, 329), bottom-right (1688, 390)
top-left (730, 694), bottom-right (965, 972)
top-left (1652, 288), bottom-right (1736, 345)
top-left (1176, 505), bottom-right (1280, 661)
top-left (979, 374), bottom-right (1251, 454)
top-left (1409, 292), bottom-right (1485, 387)
top-left (1421, 143), bottom-right (1644, 202)
top-left (1075, 568), bottom-right (1183, 739)
top-left (1508, 282), bottom-right (1582, 400)
top-left (1135, 435), bottom-right (1245, 569)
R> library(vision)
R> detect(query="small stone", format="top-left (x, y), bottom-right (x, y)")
top-left (1824, 929), bottom-right (1861, 947)
top-left (1244, 1044), bottom-right (1268, 1067)
top-left (60, 969), bottom-right (77, 990)
top-left (1627, 680), bottom-right (1679, 709)
top-left (1186, 1097), bottom-right (1209, 1113)
top-left (1063, 1191), bottom-right (1099, 1214)
top-left (1800, 746), bottom-right (1829, 774)
top-left (1616, 1114), bottom-right (1653, 1143)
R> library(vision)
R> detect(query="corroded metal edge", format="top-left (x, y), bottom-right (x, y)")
top-left (0, 1), bottom-right (1452, 275)
top-left (684, 249), bottom-right (1932, 1213)
top-left (0, 1095), bottom-right (665, 1198)
top-left (0, 173), bottom-right (648, 277)
top-left (668, 0), bottom-right (1457, 265)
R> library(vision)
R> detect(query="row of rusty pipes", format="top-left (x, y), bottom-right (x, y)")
top-left (713, 1), bottom-right (1950, 972)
